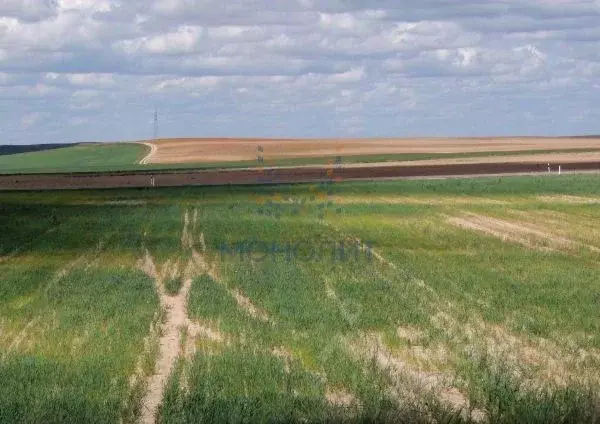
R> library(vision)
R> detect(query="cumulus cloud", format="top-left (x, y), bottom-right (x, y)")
top-left (0, 0), bottom-right (57, 22)
top-left (1, 0), bottom-right (599, 143)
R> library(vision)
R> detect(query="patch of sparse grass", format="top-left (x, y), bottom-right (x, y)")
top-left (460, 356), bottom-right (599, 424)
top-left (164, 277), bottom-right (183, 296)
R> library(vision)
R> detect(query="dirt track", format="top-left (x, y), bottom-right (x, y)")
top-left (1, 161), bottom-right (598, 191)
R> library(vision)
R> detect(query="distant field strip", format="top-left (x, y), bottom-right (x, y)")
top-left (3, 138), bottom-right (600, 175)
top-left (0, 142), bottom-right (147, 174)
top-left (145, 137), bottom-right (600, 164)
top-left (1, 174), bottom-right (599, 423)
top-left (2, 161), bottom-right (600, 191)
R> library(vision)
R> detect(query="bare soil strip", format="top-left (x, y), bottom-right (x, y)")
top-left (2, 161), bottom-right (599, 191)
top-left (138, 210), bottom-right (216, 424)
top-left (43, 255), bottom-right (88, 295)
top-left (5, 317), bottom-right (41, 355)
top-left (448, 213), bottom-right (600, 253)
top-left (356, 238), bottom-right (396, 269)
top-left (429, 310), bottom-right (600, 388)
top-left (324, 279), bottom-right (362, 326)
top-left (138, 209), bottom-right (274, 422)
top-left (333, 195), bottom-right (509, 206)
top-left (347, 332), bottom-right (487, 422)
top-left (138, 251), bottom-right (182, 424)
top-left (537, 195), bottom-right (600, 204)
top-left (231, 289), bottom-right (271, 323)
top-left (269, 341), bottom-right (359, 409)
top-left (325, 388), bottom-right (357, 408)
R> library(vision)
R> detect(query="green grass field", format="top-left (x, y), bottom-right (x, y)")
top-left (1, 174), bottom-right (600, 423)
top-left (1, 144), bottom-right (599, 175)
top-left (0, 143), bottom-right (148, 174)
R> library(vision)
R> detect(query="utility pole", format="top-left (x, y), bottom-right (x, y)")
top-left (153, 107), bottom-right (159, 141)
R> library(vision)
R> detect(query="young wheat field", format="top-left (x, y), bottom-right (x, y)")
top-left (1, 174), bottom-right (599, 423)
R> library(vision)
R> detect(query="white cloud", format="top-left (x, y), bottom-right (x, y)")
top-left (151, 76), bottom-right (221, 93)
top-left (319, 13), bottom-right (362, 31)
top-left (0, 0), bottom-right (57, 22)
top-left (116, 25), bottom-right (204, 55)
top-left (67, 73), bottom-right (116, 87)
top-left (326, 67), bottom-right (365, 83)
top-left (57, 0), bottom-right (112, 12)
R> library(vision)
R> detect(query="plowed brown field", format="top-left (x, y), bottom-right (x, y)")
top-left (142, 137), bottom-right (600, 164)
top-left (2, 161), bottom-right (599, 191)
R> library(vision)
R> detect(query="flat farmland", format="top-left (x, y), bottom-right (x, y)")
top-left (0, 143), bottom-right (147, 174)
top-left (1, 175), bottom-right (600, 423)
top-left (143, 137), bottom-right (600, 164)
top-left (3, 138), bottom-right (600, 176)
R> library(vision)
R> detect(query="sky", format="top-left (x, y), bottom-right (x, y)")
top-left (1, 0), bottom-right (600, 144)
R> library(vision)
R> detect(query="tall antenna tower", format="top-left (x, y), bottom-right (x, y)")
top-left (153, 107), bottom-right (159, 140)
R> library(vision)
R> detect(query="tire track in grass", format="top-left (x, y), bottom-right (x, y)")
top-left (3, 253), bottom-right (88, 357)
top-left (329, 212), bottom-right (599, 390)
top-left (447, 212), bottom-right (600, 254)
top-left (429, 309), bottom-right (600, 389)
top-left (210, 229), bottom-right (362, 410)
top-left (346, 332), bottom-right (487, 423)
top-left (138, 212), bottom-right (201, 423)
top-left (138, 252), bottom-right (192, 424)
top-left (269, 339), bottom-right (361, 410)
top-left (42, 254), bottom-right (88, 296)
top-left (321, 221), bottom-right (483, 417)
top-left (324, 220), bottom-right (441, 295)
top-left (280, 255), bottom-right (364, 410)
top-left (5, 316), bottom-right (40, 355)
top-left (214, 248), bottom-right (364, 409)
top-left (189, 207), bottom-right (273, 325)
top-left (231, 288), bottom-right (271, 323)
top-left (137, 209), bottom-right (234, 423)
top-left (0, 225), bottom-right (60, 265)
top-left (150, 209), bottom-right (363, 417)
top-left (322, 220), bottom-right (397, 270)
top-left (178, 209), bottom-right (276, 393)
